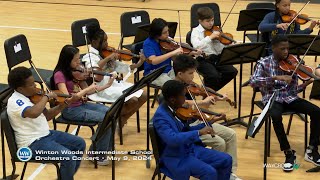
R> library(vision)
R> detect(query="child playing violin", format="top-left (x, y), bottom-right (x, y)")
top-left (7, 67), bottom-right (86, 179)
top-left (52, 45), bottom-right (115, 166)
top-left (82, 22), bottom-right (147, 129)
top-left (143, 18), bottom-right (201, 87)
top-left (190, 7), bottom-right (238, 91)
top-left (153, 79), bottom-right (232, 180)
top-left (173, 54), bottom-right (241, 180)
top-left (259, 0), bottom-right (318, 55)
top-left (250, 35), bottom-right (320, 172)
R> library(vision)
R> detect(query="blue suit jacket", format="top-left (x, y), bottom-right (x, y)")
top-left (153, 103), bottom-right (205, 176)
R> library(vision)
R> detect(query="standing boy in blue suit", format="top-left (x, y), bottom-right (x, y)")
top-left (153, 80), bottom-right (232, 180)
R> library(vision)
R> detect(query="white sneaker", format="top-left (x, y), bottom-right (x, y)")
top-left (230, 173), bottom-right (242, 180)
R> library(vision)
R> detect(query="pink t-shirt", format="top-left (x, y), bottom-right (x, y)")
top-left (54, 71), bottom-right (82, 107)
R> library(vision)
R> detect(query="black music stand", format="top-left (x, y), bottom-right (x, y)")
top-left (93, 65), bottom-right (167, 180)
top-left (237, 8), bottom-right (273, 75)
top-left (237, 8), bottom-right (274, 43)
top-left (135, 65), bottom-right (168, 169)
top-left (133, 22), bottom-right (178, 44)
top-left (287, 34), bottom-right (320, 98)
top-left (245, 91), bottom-right (277, 180)
top-left (218, 43), bottom-right (266, 127)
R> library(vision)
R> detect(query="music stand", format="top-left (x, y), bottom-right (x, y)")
top-left (287, 34), bottom-right (320, 98)
top-left (136, 65), bottom-right (168, 169)
top-left (133, 22), bottom-right (178, 43)
top-left (237, 8), bottom-right (274, 43)
top-left (92, 65), bottom-right (167, 180)
top-left (237, 8), bottom-right (273, 75)
top-left (217, 43), bottom-right (266, 127)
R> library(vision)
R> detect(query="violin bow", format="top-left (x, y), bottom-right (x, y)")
top-left (195, 70), bottom-right (216, 104)
top-left (290, 34), bottom-right (318, 78)
top-left (29, 60), bottom-right (52, 93)
top-left (177, 10), bottom-right (183, 48)
top-left (186, 87), bottom-right (213, 129)
top-left (84, 24), bottom-right (96, 85)
top-left (285, 1), bottom-right (310, 34)
top-left (221, 0), bottom-right (238, 29)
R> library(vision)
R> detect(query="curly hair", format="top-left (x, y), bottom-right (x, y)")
top-left (8, 66), bottom-right (32, 90)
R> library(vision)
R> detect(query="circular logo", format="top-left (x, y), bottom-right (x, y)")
top-left (17, 147), bottom-right (32, 162)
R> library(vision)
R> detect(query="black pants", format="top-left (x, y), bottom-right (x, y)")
top-left (269, 98), bottom-right (320, 151)
top-left (196, 55), bottom-right (238, 91)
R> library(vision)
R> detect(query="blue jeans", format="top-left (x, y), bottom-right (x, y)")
top-left (62, 103), bottom-right (112, 152)
top-left (29, 130), bottom-right (86, 180)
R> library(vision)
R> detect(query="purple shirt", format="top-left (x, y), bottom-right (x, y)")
top-left (54, 71), bottom-right (82, 107)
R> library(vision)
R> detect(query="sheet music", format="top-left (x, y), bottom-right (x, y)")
top-left (252, 92), bottom-right (276, 134)
top-left (123, 66), bottom-right (136, 82)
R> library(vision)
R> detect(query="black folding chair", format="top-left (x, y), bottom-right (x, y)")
top-left (4, 34), bottom-right (53, 89)
top-left (190, 3), bottom-right (221, 29)
top-left (245, 87), bottom-right (308, 157)
top-left (120, 10), bottom-right (150, 50)
top-left (1, 109), bottom-right (61, 180)
top-left (149, 119), bottom-right (170, 180)
top-left (71, 18), bottom-right (100, 59)
top-left (243, 2), bottom-right (275, 43)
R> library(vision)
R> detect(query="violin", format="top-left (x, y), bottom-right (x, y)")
top-left (159, 37), bottom-right (205, 56)
top-left (279, 54), bottom-right (318, 81)
top-left (204, 26), bottom-right (237, 45)
top-left (282, 10), bottom-right (319, 25)
top-left (188, 84), bottom-right (236, 107)
top-left (72, 65), bottom-right (122, 82)
top-left (101, 46), bottom-right (140, 61)
top-left (176, 103), bottom-right (223, 121)
top-left (30, 88), bottom-right (71, 105)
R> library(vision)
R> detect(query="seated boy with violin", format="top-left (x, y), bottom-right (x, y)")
top-left (173, 54), bottom-right (241, 180)
top-left (82, 22), bottom-right (147, 129)
top-left (190, 7), bottom-right (238, 91)
top-left (259, 0), bottom-right (318, 55)
top-left (153, 79), bottom-right (232, 180)
top-left (143, 18), bottom-right (201, 87)
top-left (7, 67), bottom-right (86, 180)
top-left (250, 35), bottom-right (320, 172)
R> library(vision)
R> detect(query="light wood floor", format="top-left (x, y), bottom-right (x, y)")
top-left (1, 0), bottom-right (320, 179)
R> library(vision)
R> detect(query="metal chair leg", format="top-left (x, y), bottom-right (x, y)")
top-left (286, 114), bottom-right (293, 135)
top-left (75, 125), bottom-right (81, 136)
top-left (118, 117), bottom-right (123, 145)
top-left (20, 162), bottom-right (28, 180)
top-left (151, 88), bottom-right (160, 108)
top-left (136, 110), bottom-right (140, 133)
top-left (267, 116), bottom-right (271, 157)
top-left (53, 163), bottom-right (61, 180)
top-left (65, 124), bottom-right (70, 133)
top-left (305, 114), bottom-right (308, 151)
